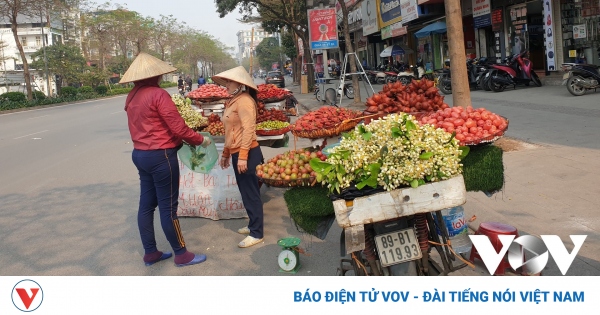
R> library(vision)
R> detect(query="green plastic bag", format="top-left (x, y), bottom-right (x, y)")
top-left (178, 132), bottom-right (219, 173)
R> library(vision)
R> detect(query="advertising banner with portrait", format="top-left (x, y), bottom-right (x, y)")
top-left (308, 8), bottom-right (339, 50)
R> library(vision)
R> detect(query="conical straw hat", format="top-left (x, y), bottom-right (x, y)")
top-left (119, 52), bottom-right (177, 84)
top-left (212, 66), bottom-right (258, 91)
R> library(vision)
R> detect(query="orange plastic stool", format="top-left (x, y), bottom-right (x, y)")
top-left (469, 222), bottom-right (520, 275)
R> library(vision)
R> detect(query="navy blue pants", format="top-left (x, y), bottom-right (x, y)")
top-left (132, 147), bottom-right (187, 255)
top-left (232, 146), bottom-right (264, 239)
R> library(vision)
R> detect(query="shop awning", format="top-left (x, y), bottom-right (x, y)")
top-left (414, 21), bottom-right (447, 39)
top-left (380, 44), bottom-right (414, 57)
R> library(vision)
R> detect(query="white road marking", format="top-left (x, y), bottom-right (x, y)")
top-left (110, 111), bottom-right (123, 115)
top-left (27, 114), bottom-right (50, 120)
top-left (13, 130), bottom-right (49, 139)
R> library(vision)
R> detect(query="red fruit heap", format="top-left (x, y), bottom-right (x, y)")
top-left (292, 107), bottom-right (362, 132)
top-left (207, 113), bottom-right (221, 124)
top-left (187, 84), bottom-right (230, 99)
top-left (419, 106), bottom-right (508, 145)
top-left (256, 149), bottom-right (324, 181)
top-left (205, 121), bottom-right (225, 136)
top-left (256, 104), bottom-right (288, 123)
top-left (365, 78), bottom-right (449, 114)
top-left (257, 84), bottom-right (291, 101)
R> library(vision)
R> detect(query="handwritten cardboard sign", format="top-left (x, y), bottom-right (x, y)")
top-left (177, 160), bottom-right (248, 220)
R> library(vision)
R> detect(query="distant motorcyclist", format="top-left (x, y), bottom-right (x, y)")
top-left (177, 76), bottom-right (184, 89)
top-left (185, 76), bottom-right (192, 91)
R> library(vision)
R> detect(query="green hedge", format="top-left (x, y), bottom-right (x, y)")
top-left (160, 82), bottom-right (177, 88)
top-left (0, 92), bottom-right (27, 102)
top-left (61, 86), bottom-right (77, 97)
top-left (79, 86), bottom-right (94, 94)
top-left (95, 85), bottom-right (108, 95)
top-left (0, 82), bottom-right (177, 112)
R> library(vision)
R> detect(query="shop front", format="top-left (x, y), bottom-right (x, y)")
top-left (559, 0), bottom-right (600, 65)
top-left (492, 0), bottom-right (546, 71)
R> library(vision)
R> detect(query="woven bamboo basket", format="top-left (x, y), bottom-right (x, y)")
top-left (255, 125), bottom-right (292, 136)
top-left (260, 176), bottom-right (317, 188)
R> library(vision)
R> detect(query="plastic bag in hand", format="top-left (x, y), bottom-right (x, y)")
top-left (178, 132), bottom-right (218, 173)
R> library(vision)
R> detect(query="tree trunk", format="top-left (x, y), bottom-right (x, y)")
top-left (444, 0), bottom-right (471, 107)
top-left (10, 18), bottom-right (33, 100)
top-left (295, 30), bottom-right (313, 91)
top-left (339, 0), bottom-right (361, 103)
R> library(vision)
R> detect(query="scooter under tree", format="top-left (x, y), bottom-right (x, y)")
top-left (488, 51), bottom-right (542, 92)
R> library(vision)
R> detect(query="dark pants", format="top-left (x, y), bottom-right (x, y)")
top-left (232, 147), bottom-right (264, 239)
top-left (132, 147), bottom-right (187, 255)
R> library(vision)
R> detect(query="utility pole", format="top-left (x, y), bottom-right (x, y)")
top-left (249, 27), bottom-right (254, 75)
top-left (444, 0), bottom-right (471, 107)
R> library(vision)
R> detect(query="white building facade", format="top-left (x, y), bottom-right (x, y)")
top-left (236, 27), bottom-right (275, 64)
top-left (0, 15), bottom-right (67, 96)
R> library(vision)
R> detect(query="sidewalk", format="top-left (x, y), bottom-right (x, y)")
top-left (286, 82), bottom-right (600, 276)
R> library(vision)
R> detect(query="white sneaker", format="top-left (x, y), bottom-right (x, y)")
top-left (238, 236), bottom-right (264, 248)
top-left (237, 227), bottom-right (250, 235)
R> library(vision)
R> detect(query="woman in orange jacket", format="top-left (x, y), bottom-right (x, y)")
top-left (213, 66), bottom-right (265, 248)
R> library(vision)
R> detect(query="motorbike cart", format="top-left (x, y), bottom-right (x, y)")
top-left (335, 175), bottom-right (470, 276)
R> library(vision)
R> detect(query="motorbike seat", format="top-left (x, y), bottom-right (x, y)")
top-left (577, 64), bottom-right (599, 69)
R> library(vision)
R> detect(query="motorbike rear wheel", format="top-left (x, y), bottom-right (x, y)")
top-left (488, 70), bottom-right (506, 92)
top-left (439, 75), bottom-right (452, 95)
top-left (344, 85), bottom-right (354, 99)
top-left (376, 77), bottom-right (386, 84)
top-left (566, 76), bottom-right (587, 96)
top-left (531, 71), bottom-right (543, 87)
top-left (398, 76), bottom-right (412, 86)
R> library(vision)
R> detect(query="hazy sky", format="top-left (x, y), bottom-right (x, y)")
top-left (109, 0), bottom-right (251, 54)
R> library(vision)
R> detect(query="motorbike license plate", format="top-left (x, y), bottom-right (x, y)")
top-left (562, 73), bottom-right (570, 80)
top-left (374, 228), bottom-right (422, 267)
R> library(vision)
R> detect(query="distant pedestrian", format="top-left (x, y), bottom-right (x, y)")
top-left (197, 75), bottom-right (206, 89)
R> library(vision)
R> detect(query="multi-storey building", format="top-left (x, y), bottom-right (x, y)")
top-left (0, 14), bottom-right (64, 72)
top-left (236, 27), bottom-right (275, 64)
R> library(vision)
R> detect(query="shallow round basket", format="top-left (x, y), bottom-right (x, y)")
top-left (189, 96), bottom-right (230, 103)
top-left (255, 126), bottom-right (291, 136)
top-left (259, 176), bottom-right (317, 188)
top-left (291, 127), bottom-right (341, 139)
top-left (258, 95), bottom-right (288, 103)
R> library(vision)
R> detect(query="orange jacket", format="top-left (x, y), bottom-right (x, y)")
top-left (222, 92), bottom-right (259, 160)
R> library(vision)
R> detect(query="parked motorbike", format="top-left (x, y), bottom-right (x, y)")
top-left (438, 58), bottom-right (484, 94)
top-left (395, 60), bottom-right (429, 85)
top-left (371, 64), bottom-right (389, 84)
top-left (479, 55), bottom-right (513, 91)
top-left (488, 51), bottom-right (542, 92)
top-left (562, 63), bottom-right (600, 96)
